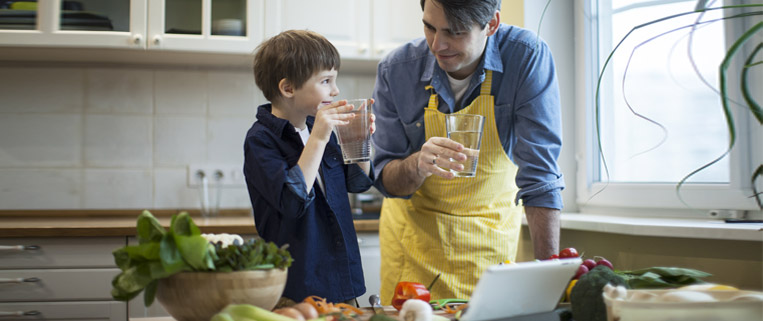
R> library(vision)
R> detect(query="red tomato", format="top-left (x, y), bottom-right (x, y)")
top-left (391, 282), bottom-right (431, 311)
top-left (549, 254), bottom-right (560, 260)
top-left (559, 247), bottom-right (579, 258)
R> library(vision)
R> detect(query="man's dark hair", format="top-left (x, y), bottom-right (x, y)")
top-left (253, 29), bottom-right (340, 102)
top-left (420, 0), bottom-right (500, 31)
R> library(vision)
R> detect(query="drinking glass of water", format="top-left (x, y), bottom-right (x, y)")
top-left (334, 99), bottom-right (372, 164)
top-left (445, 114), bottom-right (484, 177)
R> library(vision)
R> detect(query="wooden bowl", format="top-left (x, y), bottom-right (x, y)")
top-left (156, 269), bottom-right (288, 321)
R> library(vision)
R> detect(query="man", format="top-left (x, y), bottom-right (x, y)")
top-left (371, 0), bottom-right (564, 302)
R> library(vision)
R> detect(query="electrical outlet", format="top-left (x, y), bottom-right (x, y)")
top-left (187, 164), bottom-right (245, 187)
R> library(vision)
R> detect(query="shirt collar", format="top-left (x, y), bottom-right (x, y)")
top-left (256, 103), bottom-right (315, 138)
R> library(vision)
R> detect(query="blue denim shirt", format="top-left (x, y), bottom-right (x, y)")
top-left (371, 24), bottom-right (564, 209)
top-left (243, 104), bottom-right (374, 302)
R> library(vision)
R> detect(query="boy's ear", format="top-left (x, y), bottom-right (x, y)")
top-left (278, 78), bottom-right (295, 98)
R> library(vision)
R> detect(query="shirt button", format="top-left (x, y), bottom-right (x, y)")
top-left (416, 122), bottom-right (421, 127)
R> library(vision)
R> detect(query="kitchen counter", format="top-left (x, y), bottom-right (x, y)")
top-left (0, 209), bottom-right (379, 238)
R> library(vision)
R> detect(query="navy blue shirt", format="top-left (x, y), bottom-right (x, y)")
top-left (243, 104), bottom-right (374, 302)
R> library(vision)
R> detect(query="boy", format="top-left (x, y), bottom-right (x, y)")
top-left (243, 29), bottom-right (375, 305)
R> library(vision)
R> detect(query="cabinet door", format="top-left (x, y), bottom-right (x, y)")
top-left (264, 0), bottom-right (371, 59)
top-left (0, 237), bottom-right (124, 269)
top-left (371, 0), bottom-right (423, 58)
top-left (0, 0), bottom-right (146, 49)
top-left (0, 269), bottom-right (119, 301)
top-left (357, 232), bottom-right (380, 307)
top-left (147, 0), bottom-right (264, 53)
top-left (0, 301), bottom-right (126, 321)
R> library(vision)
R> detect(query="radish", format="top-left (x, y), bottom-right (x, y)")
top-left (595, 257), bottom-right (614, 270)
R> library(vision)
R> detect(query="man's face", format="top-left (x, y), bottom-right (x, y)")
top-left (422, 0), bottom-right (495, 80)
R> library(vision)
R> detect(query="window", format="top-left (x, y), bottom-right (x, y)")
top-left (576, 0), bottom-right (762, 215)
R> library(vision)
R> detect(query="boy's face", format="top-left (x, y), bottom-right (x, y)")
top-left (422, 0), bottom-right (494, 80)
top-left (293, 68), bottom-right (340, 116)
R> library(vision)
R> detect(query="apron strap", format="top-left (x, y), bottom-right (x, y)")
top-left (424, 85), bottom-right (438, 110)
top-left (480, 70), bottom-right (493, 96)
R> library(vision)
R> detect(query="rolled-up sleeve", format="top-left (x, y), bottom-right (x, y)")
top-left (511, 39), bottom-right (564, 210)
top-left (371, 62), bottom-right (416, 198)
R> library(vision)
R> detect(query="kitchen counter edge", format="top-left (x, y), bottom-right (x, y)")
top-left (0, 209), bottom-right (380, 238)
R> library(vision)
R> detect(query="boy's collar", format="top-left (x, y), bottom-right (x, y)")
top-left (256, 104), bottom-right (315, 138)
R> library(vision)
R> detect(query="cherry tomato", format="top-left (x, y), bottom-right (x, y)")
top-left (391, 282), bottom-right (431, 311)
top-left (559, 247), bottom-right (579, 258)
top-left (549, 254), bottom-right (560, 260)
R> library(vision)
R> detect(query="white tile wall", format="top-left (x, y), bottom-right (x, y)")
top-left (83, 169), bottom-right (153, 208)
top-left (0, 114), bottom-right (82, 167)
top-left (0, 67), bottom-right (84, 113)
top-left (84, 114), bottom-right (152, 167)
top-left (0, 65), bottom-right (376, 210)
top-left (154, 115), bottom-right (206, 166)
top-left (86, 68), bottom-right (154, 114)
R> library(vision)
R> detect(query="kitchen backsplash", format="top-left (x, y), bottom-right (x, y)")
top-left (0, 63), bottom-right (376, 210)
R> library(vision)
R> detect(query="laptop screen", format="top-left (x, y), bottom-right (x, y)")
top-left (459, 257), bottom-right (582, 321)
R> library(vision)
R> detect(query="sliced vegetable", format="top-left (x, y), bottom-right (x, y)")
top-left (302, 296), bottom-right (363, 316)
top-left (212, 304), bottom-right (301, 321)
top-left (392, 282), bottom-right (432, 311)
top-left (399, 299), bottom-right (432, 321)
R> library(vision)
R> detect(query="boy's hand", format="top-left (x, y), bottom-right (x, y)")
top-left (312, 100), bottom-right (354, 142)
top-left (368, 98), bottom-right (376, 135)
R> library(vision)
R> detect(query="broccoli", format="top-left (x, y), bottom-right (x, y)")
top-left (570, 265), bottom-right (627, 321)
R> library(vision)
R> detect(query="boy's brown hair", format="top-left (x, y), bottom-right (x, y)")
top-left (253, 30), bottom-right (341, 102)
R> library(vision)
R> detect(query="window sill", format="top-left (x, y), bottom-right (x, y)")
top-left (550, 213), bottom-right (763, 242)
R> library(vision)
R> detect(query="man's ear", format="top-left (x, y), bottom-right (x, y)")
top-left (486, 11), bottom-right (500, 36)
top-left (278, 78), bottom-right (294, 98)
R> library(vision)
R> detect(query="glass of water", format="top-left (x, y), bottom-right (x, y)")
top-left (445, 114), bottom-right (485, 177)
top-left (334, 99), bottom-right (372, 164)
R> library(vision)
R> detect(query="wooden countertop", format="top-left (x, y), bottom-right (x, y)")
top-left (0, 209), bottom-right (379, 238)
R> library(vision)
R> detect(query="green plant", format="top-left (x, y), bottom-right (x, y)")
top-left (110, 210), bottom-right (292, 307)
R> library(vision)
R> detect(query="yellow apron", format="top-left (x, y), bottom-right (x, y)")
top-left (379, 70), bottom-right (523, 303)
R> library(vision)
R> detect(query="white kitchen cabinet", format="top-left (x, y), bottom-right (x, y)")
top-left (357, 232), bottom-right (381, 307)
top-left (264, 0), bottom-right (422, 60)
top-left (264, 0), bottom-right (371, 59)
top-left (0, 0), bottom-right (263, 54)
top-left (371, 0), bottom-right (424, 58)
top-left (0, 237), bottom-right (127, 321)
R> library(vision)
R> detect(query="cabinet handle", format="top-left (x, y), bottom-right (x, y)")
top-left (0, 245), bottom-right (40, 252)
top-left (153, 35), bottom-right (162, 45)
top-left (0, 277), bottom-right (40, 284)
top-left (0, 310), bottom-right (40, 316)
top-left (131, 34), bottom-right (143, 45)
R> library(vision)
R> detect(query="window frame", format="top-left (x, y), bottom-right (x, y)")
top-left (574, 0), bottom-right (763, 216)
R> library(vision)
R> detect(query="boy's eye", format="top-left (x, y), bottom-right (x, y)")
top-left (321, 79), bottom-right (330, 84)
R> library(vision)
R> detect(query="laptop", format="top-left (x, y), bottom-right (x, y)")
top-left (459, 257), bottom-right (582, 321)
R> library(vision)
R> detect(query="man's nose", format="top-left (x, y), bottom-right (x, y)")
top-left (431, 32), bottom-right (447, 51)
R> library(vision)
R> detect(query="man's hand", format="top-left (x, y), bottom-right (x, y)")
top-left (381, 136), bottom-right (468, 196)
top-left (416, 137), bottom-right (467, 179)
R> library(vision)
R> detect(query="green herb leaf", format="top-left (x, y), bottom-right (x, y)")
top-left (137, 210), bottom-right (166, 244)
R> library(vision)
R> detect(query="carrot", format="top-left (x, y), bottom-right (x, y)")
top-left (302, 296), bottom-right (364, 316)
top-left (444, 303), bottom-right (468, 314)
top-left (334, 303), bottom-right (363, 316)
